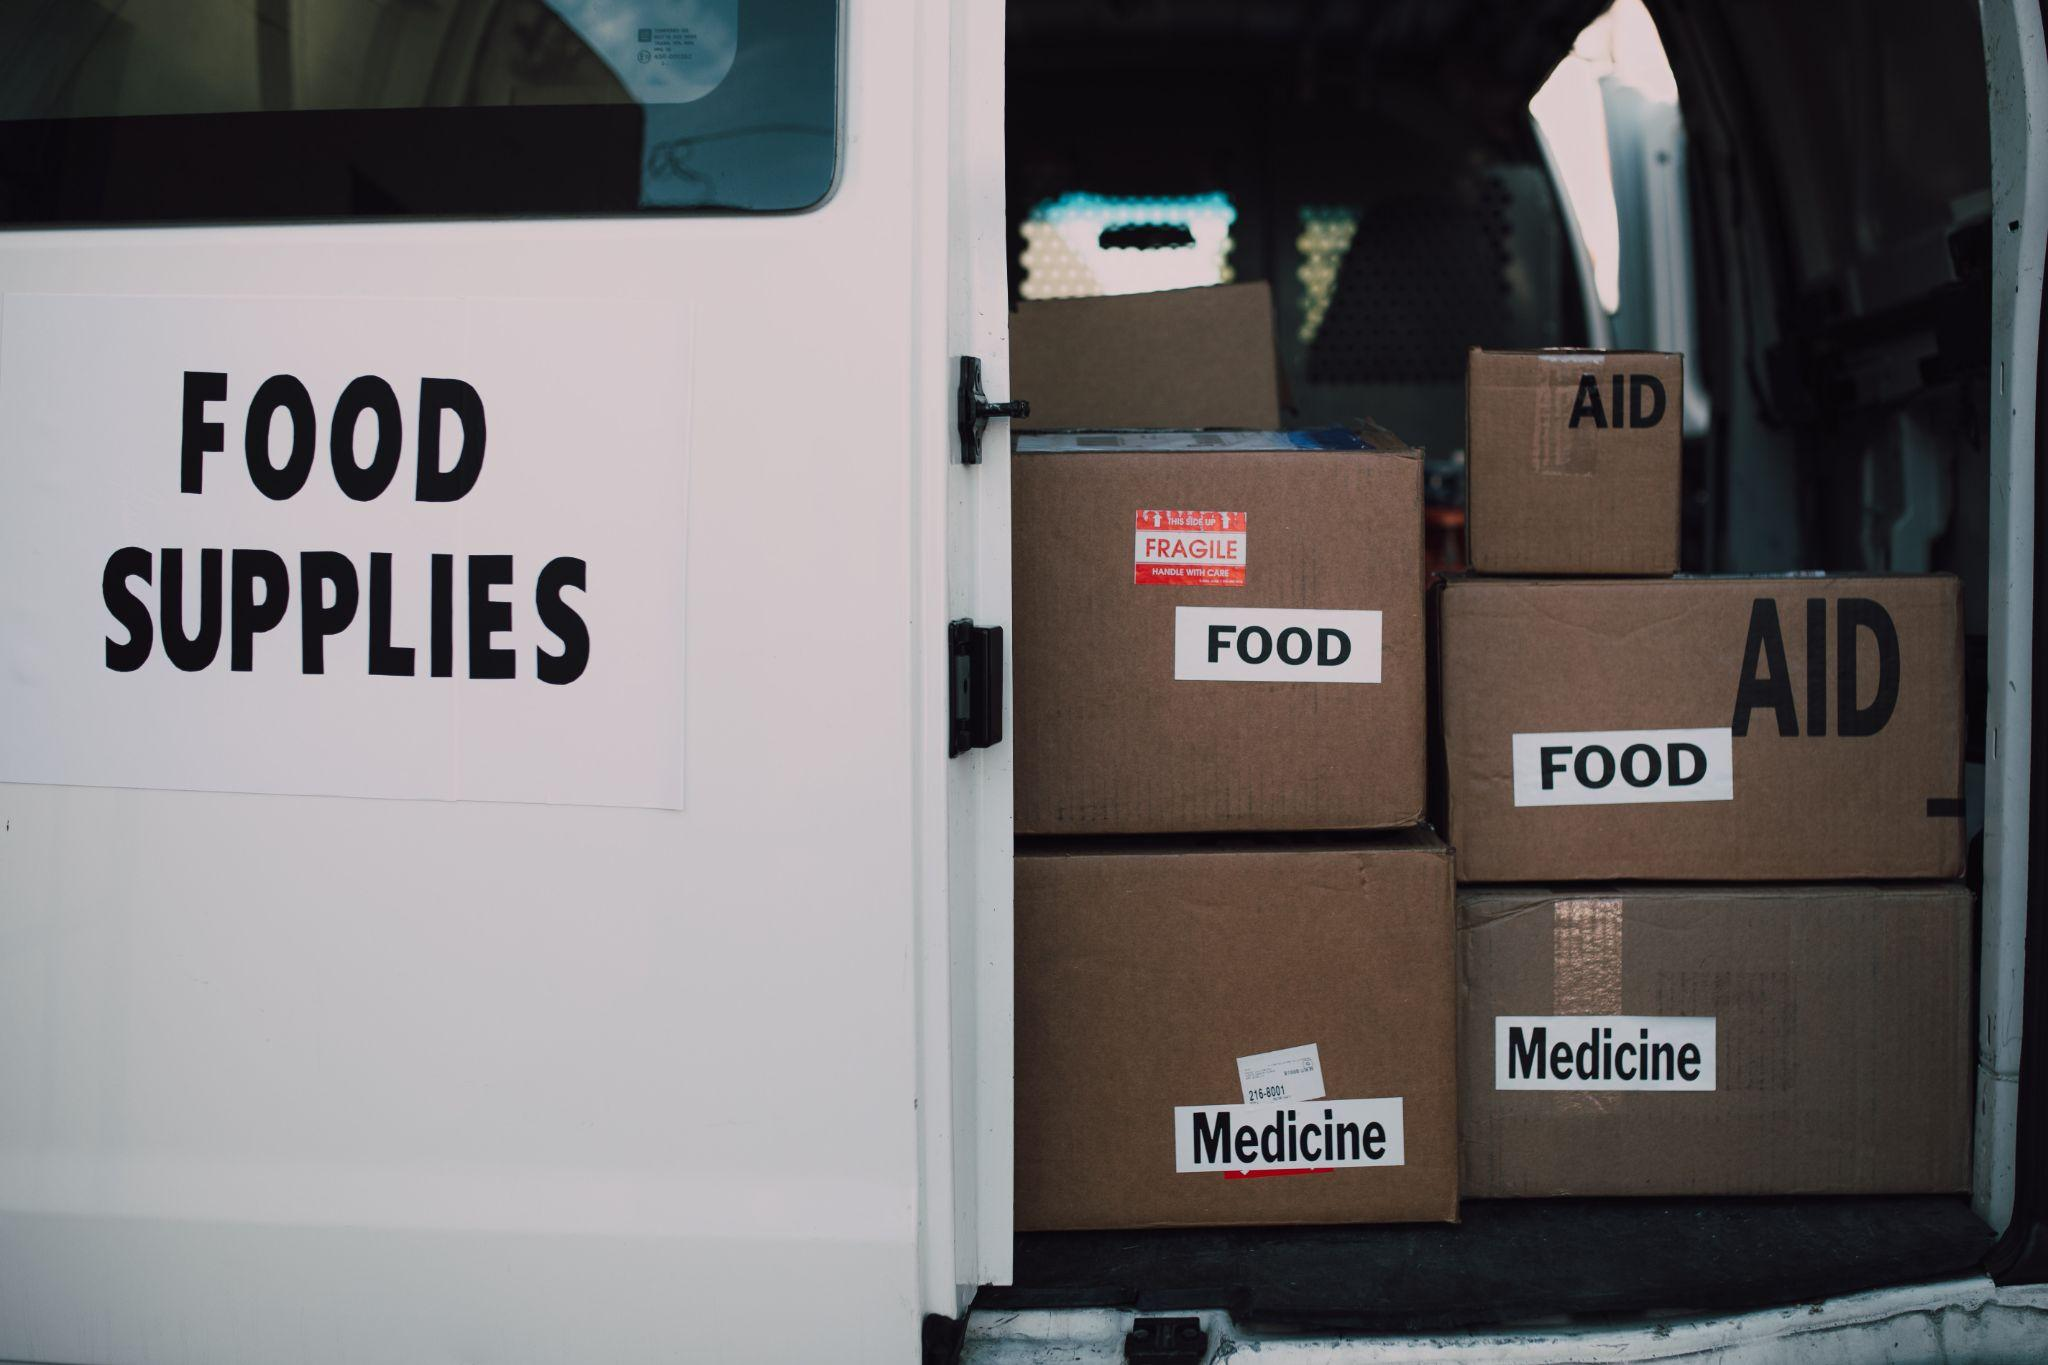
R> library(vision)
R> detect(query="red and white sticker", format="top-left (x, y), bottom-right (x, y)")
top-left (1134, 509), bottom-right (1246, 586)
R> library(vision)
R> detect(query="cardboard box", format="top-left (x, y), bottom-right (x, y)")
top-left (1458, 883), bottom-right (1973, 1197)
top-left (1016, 833), bottom-right (1458, 1229)
top-left (1438, 575), bottom-right (1966, 881)
top-left (1014, 429), bottom-right (1425, 835)
top-left (1466, 348), bottom-right (1682, 575)
top-left (1012, 283), bottom-right (1282, 432)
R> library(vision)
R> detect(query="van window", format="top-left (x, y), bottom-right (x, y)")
top-left (1019, 192), bottom-right (1238, 299)
top-left (0, 0), bottom-right (838, 223)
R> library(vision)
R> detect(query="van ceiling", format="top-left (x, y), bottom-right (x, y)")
top-left (1008, 0), bottom-right (1608, 99)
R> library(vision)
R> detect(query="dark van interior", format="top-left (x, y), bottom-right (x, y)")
top-left (985, 0), bottom-right (2019, 1333)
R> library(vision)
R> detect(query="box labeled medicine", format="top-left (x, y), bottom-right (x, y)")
top-left (1016, 833), bottom-right (1458, 1229)
top-left (1459, 883), bottom-right (1972, 1196)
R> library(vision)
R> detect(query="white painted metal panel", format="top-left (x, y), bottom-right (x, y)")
top-left (912, 0), bottom-right (1018, 1317)
top-left (0, 2), bottom-right (1006, 1358)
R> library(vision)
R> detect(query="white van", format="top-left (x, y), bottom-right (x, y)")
top-left (0, 2), bottom-right (2042, 1361)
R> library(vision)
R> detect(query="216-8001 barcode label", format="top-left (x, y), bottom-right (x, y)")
top-left (1135, 509), bottom-right (1246, 586)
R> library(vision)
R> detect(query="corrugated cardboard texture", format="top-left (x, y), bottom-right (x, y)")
top-left (1458, 883), bottom-right (1974, 1196)
top-left (1014, 438), bottom-right (1425, 834)
top-left (1012, 283), bottom-right (1282, 432)
top-left (1017, 834), bottom-right (1458, 1229)
top-left (1439, 576), bottom-right (1966, 881)
top-left (1466, 349), bottom-right (1682, 575)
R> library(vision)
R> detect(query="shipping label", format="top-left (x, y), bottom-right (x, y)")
top-left (1134, 509), bottom-right (1246, 586)
top-left (1237, 1043), bottom-right (1326, 1106)
top-left (1511, 727), bottom-right (1734, 806)
top-left (1495, 1016), bottom-right (1716, 1091)
top-left (1175, 1097), bottom-right (1405, 1174)
top-left (1173, 607), bottom-right (1381, 683)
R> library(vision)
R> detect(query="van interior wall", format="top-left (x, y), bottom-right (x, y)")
top-left (1006, 0), bottom-right (1608, 461)
top-left (998, 0), bottom-right (2008, 1325)
top-left (1653, 0), bottom-right (1995, 859)
top-left (1653, 1), bottom-right (1991, 572)
top-left (1007, 0), bottom-right (1994, 595)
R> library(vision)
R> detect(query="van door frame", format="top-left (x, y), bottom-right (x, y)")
top-left (915, 0), bottom-right (1017, 1317)
top-left (1978, 0), bottom-right (2046, 1239)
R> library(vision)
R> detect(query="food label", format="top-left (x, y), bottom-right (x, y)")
top-left (1173, 607), bottom-right (1381, 683)
top-left (1512, 727), bottom-right (1734, 807)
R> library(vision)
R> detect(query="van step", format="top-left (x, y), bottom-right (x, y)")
top-left (980, 1196), bottom-right (1994, 1334)
top-left (1124, 1315), bottom-right (1208, 1363)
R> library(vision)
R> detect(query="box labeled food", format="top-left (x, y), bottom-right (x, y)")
top-left (1466, 348), bottom-right (1682, 575)
top-left (1016, 833), bottom-right (1458, 1229)
top-left (1015, 428), bottom-right (1425, 834)
top-left (1458, 883), bottom-right (1973, 1197)
top-left (1437, 575), bottom-right (1965, 881)
top-left (1012, 282), bottom-right (1282, 432)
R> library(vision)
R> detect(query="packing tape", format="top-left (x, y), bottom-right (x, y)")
top-left (1533, 365), bottom-right (1596, 475)
top-left (1553, 897), bottom-right (1624, 1014)
top-left (1553, 898), bottom-right (1624, 1114)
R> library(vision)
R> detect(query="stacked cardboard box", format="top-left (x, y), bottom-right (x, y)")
top-left (1446, 351), bottom-right (1972, 1197)
top-left (1016, 835), bottom-right (1456, 1228)
top-left (1458, 883), bottom-right (1971, 1197)
top-left (1464, 348), bottom-right (1683, 576)
top-left (1011, 285), bottom-right (1458, 1229)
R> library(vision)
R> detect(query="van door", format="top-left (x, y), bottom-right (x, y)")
top-left (0, 3), bottom-right (1011, 1360)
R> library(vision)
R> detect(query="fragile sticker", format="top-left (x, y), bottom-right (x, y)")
top-left (1237, 1043), bottom-right (1326, 1106)
top-left (1135, 509), bottom-right (1246, 586)
top-left (1175, 1097), bottom-right (1404, 1174)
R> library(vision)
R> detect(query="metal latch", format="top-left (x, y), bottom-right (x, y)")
top-left (948, 620), bottom-right (1002, 757)
top-left (1124, 1316), bottom-right (1209, 1363)
top-left (957, 356), bottom-right (1029, 464)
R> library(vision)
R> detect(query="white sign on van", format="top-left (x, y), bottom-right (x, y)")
top-left (0, 293), bottom-right (688, 809)
top-left (1173, 607), bottom-right (1381, 683)
top-left (1511, 727), bottom-right (1734, 807)
top-left (1495, 1016), bottom-right (1717, 1091)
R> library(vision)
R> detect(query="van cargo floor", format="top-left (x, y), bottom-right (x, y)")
top-left (976, 1197), bottom-right (1994, 1332)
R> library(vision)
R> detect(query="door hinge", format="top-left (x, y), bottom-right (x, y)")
top-left (957, 355), bottom-right (1029, 464)
top-left (948, 619), bottom-right (1003, 757)
top-left (1124, 1316), bottom-right (1209, 1364)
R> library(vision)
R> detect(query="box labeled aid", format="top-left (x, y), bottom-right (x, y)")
top-left (1437, 575), bottom-right (1965, 881)
top-left (1466, 348), bottom-right (1682, 576)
